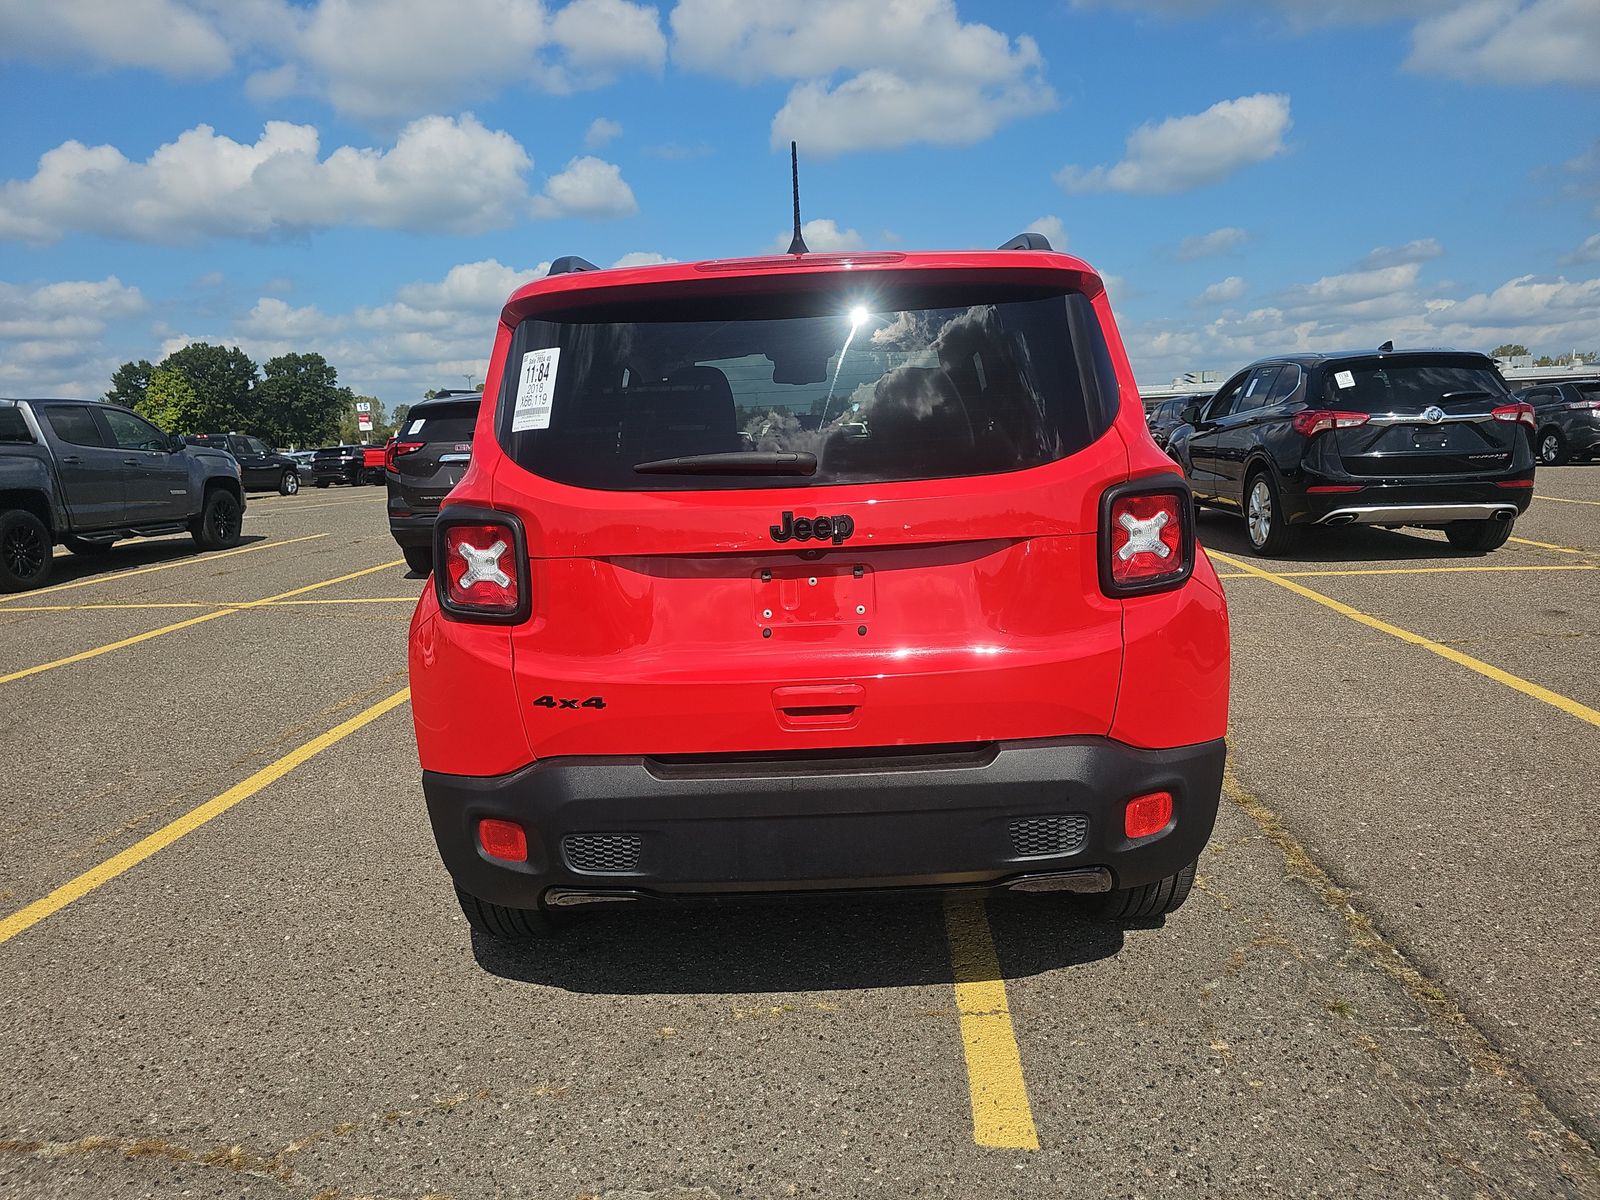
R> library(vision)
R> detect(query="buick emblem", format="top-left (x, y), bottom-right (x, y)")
top-left (1423, 406), bottom-right (1446, 424)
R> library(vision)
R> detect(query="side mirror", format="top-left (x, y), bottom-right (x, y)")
top-left (1181, 403), bottom-right (1203, 425)
top-left (169, 434), bottom-right (187, 453)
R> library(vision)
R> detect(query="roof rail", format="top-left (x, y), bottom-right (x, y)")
top-left (997, 232), bottom-right (1054, 252)
top-left (548, 256), bottom-right (600, 276)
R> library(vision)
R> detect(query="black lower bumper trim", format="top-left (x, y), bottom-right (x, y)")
top-left (423, 737), bottom-right (1226, 909)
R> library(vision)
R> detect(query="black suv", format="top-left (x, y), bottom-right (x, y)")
top-left (1522, 378), bottom-right (1600, 465)
top-left (386, 391), bottom-right (481, 573)
top-left (311, 445), bottom-right (365, 487)
top-left (1168, 347), bottom-right (1536, 555)
top-left (187, 433), bottom-right (300, 494)
top-left (1145, 393), bottom-right (1209, 452)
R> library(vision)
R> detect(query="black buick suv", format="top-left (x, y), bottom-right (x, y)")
top-left (1168, 347), bottom-right (1536, 555)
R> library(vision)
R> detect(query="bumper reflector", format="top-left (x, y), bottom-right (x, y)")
top-left (478, 818), bottom-right (528, 862)
top-left (1125, 791), bottom-right (1174, 840)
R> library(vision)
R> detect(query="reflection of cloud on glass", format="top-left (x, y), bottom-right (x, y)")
top-left (871, 309), bottom-right (935, 351)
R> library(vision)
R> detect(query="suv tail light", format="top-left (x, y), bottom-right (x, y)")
top-left (385, 439), bottom-right (424, 471)
top-left (433, 508), bottom-right (530, 624)
top-left (1291, 409), bottom-right (1370, 437)
top-left (1491, 402), bottom-right (1535, 428)
top-left (1100, 477), bottom-right (1195, 597)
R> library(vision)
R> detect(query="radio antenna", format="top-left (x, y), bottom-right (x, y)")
top-left (785, 141), bottom-right (809, 255)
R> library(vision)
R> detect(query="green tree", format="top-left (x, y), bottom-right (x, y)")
top-left (106, 359), bottom-right (152, 409)
top-left (156, 342), bottom-right (258, 432)
top-left (251, 352), bottom-right (347, 446)
top-left (140, 365), bottom-right (202, 432)
top-left (1491, 343), bottom-right (1529, 358)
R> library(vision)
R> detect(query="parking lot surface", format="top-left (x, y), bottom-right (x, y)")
top-left (1, 474), bottom-right (1597, 1199)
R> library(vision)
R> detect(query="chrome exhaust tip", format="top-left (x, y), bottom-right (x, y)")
top-left (543, 889), bottom-right (644, 908)
top-left (1006, 868), bottom-right (1114, 895)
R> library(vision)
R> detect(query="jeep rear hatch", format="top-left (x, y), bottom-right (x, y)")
top-left (487, 272), bottom-right (1133, 756)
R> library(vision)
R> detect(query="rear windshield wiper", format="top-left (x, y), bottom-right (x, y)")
top-left (633, 451), bottom-right (818, 476)
top-left (1437, 390), bottom-right (1492, 402)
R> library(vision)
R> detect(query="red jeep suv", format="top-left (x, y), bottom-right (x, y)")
top-left (408, 236), bottom-right (1230, 939)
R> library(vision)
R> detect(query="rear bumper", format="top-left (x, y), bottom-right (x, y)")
top-left (388, 510), bottom-right (439, 548)
top-left (423, 736), bottom-right (1226, 908)
top-left (1290, 478), bottom-right (1534, 526)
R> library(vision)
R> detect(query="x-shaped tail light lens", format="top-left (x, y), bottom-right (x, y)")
top-left (1103, 488), bottom-right (1191, 595)
top-left (442, 523), bottom-right (521, 615)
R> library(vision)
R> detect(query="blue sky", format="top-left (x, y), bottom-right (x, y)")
top-left (1, 0), bottom-right (1597, 406)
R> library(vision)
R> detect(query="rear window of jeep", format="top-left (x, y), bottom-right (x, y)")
top-left (495, 286), bottom-right (1119, 491)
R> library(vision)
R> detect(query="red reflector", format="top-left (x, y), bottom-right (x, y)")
top-left (1495, 479), bottom-right (1534, 488)
top-left (1306, 484), bottom-right (1363, 494)
top-left (478, 819), bottom-right (528, 862)
top-left (1107, 492), bottom-right (1185, 586)
top-left (443, 523), bottom-right (519, 615)
top-left (1125, 792), bottom-right (1174, 840)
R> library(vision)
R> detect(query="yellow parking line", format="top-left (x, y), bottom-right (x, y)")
top-left (256, 596), bottom-right (419, 606)
top-left (0, 601), bottom-right (220, 612)
top-left (1213, 563), bottom-right (1600, 580)
top-left (943, 896), bottom-right (1039, 1151)
top-left (1534, 495), bottom-right (1600, 507)
top-left (0, 534), bottom-right (327, 605)
top-left (0, 688), bottom-right (412, 946)
top-left (0, 559), bottom-right (403, 687)
top-left (1210, 549), bottom-right (1600, 729)
top-left (1508, 535), bottom-right (1588, 555)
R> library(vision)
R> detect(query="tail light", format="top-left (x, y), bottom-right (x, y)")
top-left (1491, 402), bottom-right (1535, 428)
top-left (1291, 409), bottom-right (1370, 437)
top-left (1566, 399), bottom-right (1600, 411)
top-left (1100, 477), bottom-right (1195, 597)
top-left (385, 439), bottom-right (424, 471)
top-left (433, 507), bottom-right (530, 624)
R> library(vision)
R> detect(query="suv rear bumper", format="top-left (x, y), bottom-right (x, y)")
top-left (424, 737), bottom-right (1225, 909)
top-left (1289, 477), bottom-right (1534, 526)
top-left (388, 510), bottom-right (438, 548)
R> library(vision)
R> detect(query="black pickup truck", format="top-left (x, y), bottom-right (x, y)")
top-left (0, 398), bottom-right (246, 592)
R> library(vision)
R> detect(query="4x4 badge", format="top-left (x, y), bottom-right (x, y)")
top-left (770, 511), bottom-right (855, 545)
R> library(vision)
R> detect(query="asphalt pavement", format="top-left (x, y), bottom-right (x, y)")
top-left (1, 470), bottom-right (1597, 1199)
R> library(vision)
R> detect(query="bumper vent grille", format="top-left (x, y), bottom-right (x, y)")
top-left (1009, 815), bottom-right (1088, 858)
top-left (564, 834), bottom-right (642, 873)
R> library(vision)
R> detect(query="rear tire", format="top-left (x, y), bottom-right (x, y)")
top-left (402, 545), bottom-right (433, 575)
top-left (454, 885), bottom-right (554, 941)
top-left (1538, 429), bottom-right (1567, 466)
top-left (279, 470), bottom-right (299, 496)
top-left (1097, 858), bottom-right (1197, 921)
top-left (1445, 519), bottom-right (1513, 552)
top-left (0, 509), bottom-right (53, 592)
top-left (63, 536), bottom-right (114, 556)
top-left (191, 488), bottom-right (243, 550)
top-left (1244, 469), bottom-right (1300, 557)
top-left (315, 478), bottom-right (331, 489)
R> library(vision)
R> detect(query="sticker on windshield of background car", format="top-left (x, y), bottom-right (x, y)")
top-left (406, 418), bottom-right (425, 434)
top-left (512, 348), bottom-right (560, 432)
top-left (1334, 370), bottom-right (1355, 389)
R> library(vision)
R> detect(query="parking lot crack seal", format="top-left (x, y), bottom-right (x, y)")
top-left (1222, 766), bottom-right (1600, 1190)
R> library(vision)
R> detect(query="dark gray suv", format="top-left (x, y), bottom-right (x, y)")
top-left (386, 391), bottom-right (481, 574)
top-left (1522, 379), bottom-right (1600, 465)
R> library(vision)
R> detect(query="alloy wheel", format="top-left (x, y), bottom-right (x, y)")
top-left (212, 496), bottom-right (241, 542)
top-left (284, 472), bottom-right (299, 494)
top-left (3, 523), bottom-right (47, 580)
top-left (1247, 479), bottom-right (1272, 548)
top-left (1540, 433), bottom-right (1560, 464)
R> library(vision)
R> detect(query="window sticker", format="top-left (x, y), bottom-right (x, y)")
top-left (512, 347), bottom-right (560, 432)
top-left (406, 418), bottom-right (425, 435)
top-left (1334, 370), bottom-right (1356, 390)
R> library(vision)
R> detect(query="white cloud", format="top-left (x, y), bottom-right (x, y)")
top-left (1025, 216), bottom-right (1068, 250)
top-left (394, 259), bottom-right (550, 311)
top-left (0, 0), bottom-right (232, 76)
top-left (1057, 94), bottom-right (1292, 194)
top-left (531, 155), bottom-right (639, 218)
top-left (1073, 0), bottom-right (1453, 30)
top-left (0, 276), bottom-right (147, 397)
top-left (1562, 233), bottom-right (1600, 265)
top-left (671, 0), bottom-right (1055, 154)
top-left (585, 117), bottom-right (623, 148)
top-left (0, 116), bottom-right (536, 244)
top-left (1358, 238), bottom-right (1445, 268)
top-left (1407, 0), bottom-right (1600, 86)
top-left (1176, 226), bottom-right (1248, 260)
top-left (551, 0), bottom-right (667, 72)
top-left (769, 218), bottom-right (866, 253)
top-left (611, 251), bottom-right (678, 268)
top-left (1196, 276), bottom-right (1247, 304)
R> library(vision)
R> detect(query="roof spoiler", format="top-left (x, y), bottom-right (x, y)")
top-left (547, 256), bottom-right (600, 276)
top-left (997, 232), bottom-right (1054, 252)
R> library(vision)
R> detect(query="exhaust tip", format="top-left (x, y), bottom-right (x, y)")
top-left (1007, 868), bottom-right (1113, 895)
top-left (543, 889), bottom-right (643, 908)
